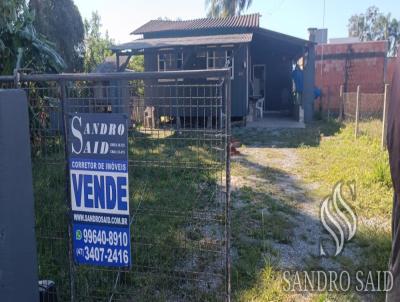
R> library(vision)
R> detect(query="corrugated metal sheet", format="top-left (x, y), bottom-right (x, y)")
top-left (112, 33), bottom-right (253, 51)
top-left (93, 55), bottom-right (130, 72)
top-left (132, 14), bottom-right (260, 35)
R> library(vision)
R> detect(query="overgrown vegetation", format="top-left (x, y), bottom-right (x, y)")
top-left (1, 1), bottom-right (114, 74)
top-left (298, 121), bottom-right (392, 218)
top-left (83, 11), bottom-right (113, 73)
top-left (0, 0), bottom-right (66, 74)
top-left (29, 0), bottom-right (85, 72)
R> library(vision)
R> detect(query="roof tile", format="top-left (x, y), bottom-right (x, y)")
top-left (132, 14), bottom-right (260, 35)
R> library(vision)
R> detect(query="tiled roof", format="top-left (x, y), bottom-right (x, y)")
top-left (112, 33), bottom-right (253, 51)
top-left (132, 14), bottom-right (260, 35)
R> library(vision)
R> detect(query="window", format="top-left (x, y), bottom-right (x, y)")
top-left (207, 50), bottom-right (216, 69)
top-left (158, 53), bottom-right (173, 71)
top-left (225, 50), bottom-right (234, 79)
top-left (196, 51), bottom-right (207, 69)
top-left (177, 51), bottom-right (183, 69)
top-left (158, 53), bottom-right (166, 71)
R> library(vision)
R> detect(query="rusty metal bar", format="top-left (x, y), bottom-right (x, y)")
top-left (19, 69), bottom-right (230, 82)
top-left (224, 74), bottom-right (231, 302)
top-left (59, 80), bottom-right (76, 302)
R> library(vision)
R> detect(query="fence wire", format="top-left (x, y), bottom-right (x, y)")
top-left (342, 85), bottom-right (388, 141)
top-left (1, 70), bottom-right (231, 302)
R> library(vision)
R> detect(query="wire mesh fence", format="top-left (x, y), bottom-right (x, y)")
top-left (1, 70), bottom-right (231, 301)
top-left (341, 84), bottom-right (389, 145)
top-left (314, 83), bottom-right (390, 146)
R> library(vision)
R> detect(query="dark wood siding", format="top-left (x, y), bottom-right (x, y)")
top-left (143, 43), bottom-right (249, 118)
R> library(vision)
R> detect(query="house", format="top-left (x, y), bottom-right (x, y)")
top-left (111, 14), bottom-right (316, 123)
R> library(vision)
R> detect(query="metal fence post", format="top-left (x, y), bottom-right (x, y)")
top-left (382, 84), bottom-right (390, 149)
top-left (13, 69), bottom-right (20, 88)
top-left (59, 80), bottom-right (75, 302)
top-left (339, 85), bottom-right (344, 121)
top-left (355, 85), bottom-right (360, 139)
top-left (224, 74), bottom-right (232, 302)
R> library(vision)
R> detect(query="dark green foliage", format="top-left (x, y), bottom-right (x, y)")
top-left (0, 0), bottom-right (65, 74)
top-left (29, 0), bottom-right (85, 71)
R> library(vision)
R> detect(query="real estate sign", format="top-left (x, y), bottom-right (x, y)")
top-left (67, 113), bottom-right (131, 267)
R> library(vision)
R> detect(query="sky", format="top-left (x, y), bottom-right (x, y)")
top-left (74, 0), bottom-right (399, 44)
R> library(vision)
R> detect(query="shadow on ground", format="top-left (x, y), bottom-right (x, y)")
top-left (232, 119), bottom-right (342, 148)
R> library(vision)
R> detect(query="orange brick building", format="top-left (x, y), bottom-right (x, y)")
top-left (314, 40), bottom-right (394, 114)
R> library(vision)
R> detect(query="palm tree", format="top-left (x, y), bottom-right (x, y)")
top-left (206, 0), bottom-right (253, 18)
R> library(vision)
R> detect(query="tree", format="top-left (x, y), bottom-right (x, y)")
top-left (127, 55), bottom-right (144, 96)
top-left (29, 0), bottom-right (85, 72)
top-left (83, 11), bottom-right (113, 73)
top-left (0, 0), bottom-right (65, 75)
top-left (348, 6), bottom-right (399, 56)
top-left (128, 55), bottom-right (144, 72)
top-left (206, 0), bottom-right (253, 18)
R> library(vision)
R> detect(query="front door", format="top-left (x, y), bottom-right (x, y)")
top-left (252, 65), bottom-right (266, 109)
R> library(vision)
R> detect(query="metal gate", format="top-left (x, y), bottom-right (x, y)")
top-left (0, 69), bottom-right (231, 301)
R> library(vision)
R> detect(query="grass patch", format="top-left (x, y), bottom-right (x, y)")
top-left (294, 120), bottom-right (392, 301)
top-left (297, 121), bottom-right (392, 219)
top-left (234, 257), bottom-right (290, 302)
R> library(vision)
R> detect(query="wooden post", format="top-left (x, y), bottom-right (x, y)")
top-left (381, 84), bottom-right (390, 149)
top-left (339, 85), bottom-right (344, 121)
top-left (355, 85), bottom-right (360, 139)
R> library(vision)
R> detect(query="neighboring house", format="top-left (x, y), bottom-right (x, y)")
top-left (111, 14), bottom-right (316, 123)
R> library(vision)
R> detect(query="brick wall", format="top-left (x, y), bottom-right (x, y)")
top-left (387, 57), bottom-right (397, 84)
top-left (315, 40), bottom-right (388, 114)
